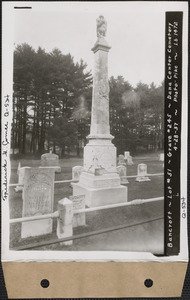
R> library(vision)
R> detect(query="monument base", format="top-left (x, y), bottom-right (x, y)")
top-left (21, 218), bottom-right (53, 239)
top-left (135, 176), bottom-right (151, 182)
top-left (14, 185), bottom-right (23, 192)
top-left (73, 213), bottom-right (86, 228)
top-left (72, 173), bottom-right (128, 207)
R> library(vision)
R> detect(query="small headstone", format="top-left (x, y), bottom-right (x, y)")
top-left (57, 198), bottom-right (73, 246)
top-left (159, 153), bottom-right (164, 162)
top-left (15, 165), bottom-right (31, 192)
top-left (41, 150), bottom-right (61, 173)
top-left (116, 165), bottom-right (129, 185)
top-left (69, 195), bottom-right (85, 228)
top-left (136, 163), bottom-right (150, 182)
top-left (21, 168), bottom-right (55, 238)
top-left (124, 151), bottom-right (130, 159)
top-left (118, 154), bottom-right (126, 166)
top-left (72, 166), bottom-right (83, 181)
top-left (124, 151), bottom-right (134, 165)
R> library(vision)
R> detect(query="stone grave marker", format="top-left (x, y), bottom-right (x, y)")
top-left (69, 195), bottom-right (86, 228)
top-left (118, 154), bottom-right (126, 166)
top-left (72, 166), bottom-right (83, 181)
top-left (41, 150), bottom-right (61, 173)
top-left (159, 153), bottom-right (164, 162)
top-left (21, 168), bottom-right (55, 238)
top-left (124, 151), bottom-right (134, 165)
top-left (15, 164), bottom-right (31, 192)
top-left (124, 151), bottom-right (130, 159)
top-left (136, 163), bottom-right (150, 182)
top-left (116, 165), bottom-right (129, 185)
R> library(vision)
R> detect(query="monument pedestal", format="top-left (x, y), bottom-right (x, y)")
top-left (73, 171), bottom-right (128, 208)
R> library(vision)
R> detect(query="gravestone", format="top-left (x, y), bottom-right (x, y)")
top-left (116, 165), bottom-right (129, 185)
top-left (72, 16), bottom-right (127, 207)
top-left (118, 154), bottom-right (126, 166)
top-left (72, 166), bottom-right (83, 181)
top-left (21, 168), bottom-right (55, 238)
top-left (15, 164), bottom-right (31, 192)
top-left (69, 195), bottom-right (85, 227)
top-left (124, 151), bottom-right (134, 165)
top-left (57, 198), bottom-right (73, 246)
top-left (41, 150), bottom-right (61, 173)
top-left (159, 153), bottom-right (164, 162)
top-left (124, 151), bottom-right (130, 159)
top-left (125, 156), bottom-right (134, 165)
top-left (135, 163), bottom-right (150, 182)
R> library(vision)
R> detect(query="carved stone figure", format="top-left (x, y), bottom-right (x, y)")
top-left (96, 15), bottom-right (107, 38)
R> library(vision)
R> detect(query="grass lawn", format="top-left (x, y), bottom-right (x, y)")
top-left (9, 152), bottom-right (164, 254)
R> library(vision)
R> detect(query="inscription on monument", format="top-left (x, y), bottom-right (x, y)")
top-left (69, 195), bottom-right (86, 227)
top-left (23, 172), bottom-right (54, 217)
top-left (69, 195), bottom-right (85, 211)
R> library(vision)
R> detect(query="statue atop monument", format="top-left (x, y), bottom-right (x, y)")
top-left (96, 15), bottom-right (107, 38)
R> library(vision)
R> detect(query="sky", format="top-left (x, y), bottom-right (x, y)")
top-left (12, 1), bottom-right (185, 88)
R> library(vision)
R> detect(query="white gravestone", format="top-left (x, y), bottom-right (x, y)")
top-left (21, 168), bottom-right (55, 238)
top-left (116, 165), bottom-right (129, 185)
top-left (57, 198), bottom-right (73, 246)
top-left (124, 152), bottom-right (130, 159)
top-left (15, 165), bottom-right (31, 192)
top-left (135, 163), bottom-right (150, 182)
top-left (159, 153), bottom-right (164, 162)
top-left (124, 151), bottom-right (134, 165)
top-left (69, 195), bottom-right (86, 227)
top-left (72, 166), bottom-right (83, 181)
top-left (41, 150), bottom-right (61, 173)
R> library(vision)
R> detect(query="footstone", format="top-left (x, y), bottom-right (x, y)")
top-left (69, 195), bottom-right (85, 227)
top-left (135, 163), bottom-right (150, 182)
top-left (21, 168), bottom-right (55, 238)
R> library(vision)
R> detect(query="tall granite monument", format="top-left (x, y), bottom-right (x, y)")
top-left (73, 16), bottom-right (128, 207)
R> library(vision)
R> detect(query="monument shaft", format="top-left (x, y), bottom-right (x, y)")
top-left (90, 45), bottom-right (110, 136)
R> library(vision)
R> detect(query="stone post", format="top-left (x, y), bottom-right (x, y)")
top-left (57, 198), bottom-right (73, 246)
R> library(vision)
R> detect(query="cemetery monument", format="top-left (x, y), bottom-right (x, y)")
top-left (72, 15), bottom-right (128, 207)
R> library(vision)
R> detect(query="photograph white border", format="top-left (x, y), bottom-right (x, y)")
top-left (1, 1), bottom-right (188, 263)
